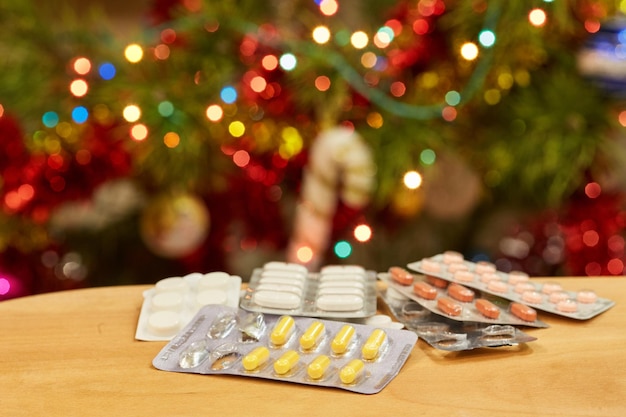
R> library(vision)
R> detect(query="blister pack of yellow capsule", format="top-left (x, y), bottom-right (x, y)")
top-left (152, 305), bottom-right (418, 394)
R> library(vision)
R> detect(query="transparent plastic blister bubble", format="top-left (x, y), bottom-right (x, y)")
top-left (152, 305), bottom-right (418, 394)
top-left (135, 272), bottom-right (242, 341)
top-left (378, 285), bottom-right (538, 352)
top-left (239, 262), bottom-right (377, 319)
top-left (379, 270), bottom-right (549, 328)
top-left (407, 252), bottom-right (615, 320)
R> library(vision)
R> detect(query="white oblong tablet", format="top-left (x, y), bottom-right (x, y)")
top-left (260, 269), bottom-right (307, 281)
top-left (150, 292), bottom-right (184, 312)
top-left (253, 290), bottom-right (301, 310)
top-left (320, 265), bottom-right (365, 275)
top-left (259, 276), bottom-right (305, 288)
top-left (264, 261), bottom-right (308, 275)
top-left (155, 277), bottom-right (188, 293)
top-left (196, 289), bottom-right (228, 307)
top-left (255, 283), bottom-right (303, 297)
top-left (147, 311), bottom-right (181, 337)
top-left (198, 272), bottom-right (231, 289)
top-left (319, 273), bottom-right (365, 283)
top-left (318, 280), bottom-right (365, 291)
top-left (316, 286), bottom-right (364, 298)
top-left (316, 294), bottom-right (364, 312)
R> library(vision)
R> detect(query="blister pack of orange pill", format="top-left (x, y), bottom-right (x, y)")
top-left (135, 272), bottom-right (242, 341)
top-left (240, 262), bottom-right (377, 319)
top-left (380, 269), bottom-right (549, 328)
top-left (152, 305), bottom-right (418, 394)
top-left (407, 252), bottom-right (615, 320)
top-left (378, 283), bottom-right (538, 351)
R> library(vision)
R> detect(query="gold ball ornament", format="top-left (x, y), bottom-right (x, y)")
top-left (140, 192), bottom-right (210, 258)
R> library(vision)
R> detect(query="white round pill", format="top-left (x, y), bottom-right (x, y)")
top-left (198, 272), bottom-right (231, 289)
top-left (151, 292), bottom-right (184, 312)
top-left (147, 311), bottom-right (181, 337)
top-left (196, 289), bottom-right (228, 307)
top-left (155, 277), bottom-right (188, 293)
top-left (364, 314), bottom-right (392, 326)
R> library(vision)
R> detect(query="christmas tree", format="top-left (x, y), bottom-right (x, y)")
top-left (1, 0), bottom-right (625, 300)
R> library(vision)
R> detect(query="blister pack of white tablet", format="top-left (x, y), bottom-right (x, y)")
top-left (407, 252), bottom-right (615, 320)
top-left (152, 305), bottom-right (418, 394)
top-left (136, 271), bottom-right (242, 341)
top-left (240, 262), bottom-right (377, 319)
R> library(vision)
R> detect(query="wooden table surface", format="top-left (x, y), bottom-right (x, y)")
top-left (1, 276), bottom-right (624, 417)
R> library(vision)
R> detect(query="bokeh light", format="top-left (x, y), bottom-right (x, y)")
top-left (261, 55), bottom-right (279, 71)
top-left (279, 53), bottom-right (297, 71)
top-left (315, 75), bottom-right (331, 91)
top-left (71, 106), bottom-right (88, 124)
top-left (228, 121), bottom-right (246, 137)
top-left (206, 104), bottom-right (224, 122)
top-left (73, 57), bottom-right (91, 75)
top-left (350, 31), bottom-right (369, 49)
top-left (70, 79), bottom-right (88, 97)
top-left (296, 245), bottom-right (314, 263)
top-left (334, 240), bottom-right (352, 258)
top-left (220, 86), bottom-right (237, 104)
top-left (130, 124), bottom-right (148, 141)
top-left (122, 105), bottom-right (141, 122)
top-left (460, 42), bottom-right (479, 60)
top-left (124, 43), bottom-right (144, 63)
top-left (319, 0), bottom-right (338, 16)
top-left (42, 111), bottom-right (59, 128)
top-left (529, 8), bottom-right (547, 27)
top-left (403, 170), bottom-right (423, 189)
top-left (354, 224), bottom-right (372, 242)
top-left (98, 62), bottom-right (116, 80)
top-left (312, 26), bottom-right (331, 44)
top-left (163, 131), bottom-right (180, 148)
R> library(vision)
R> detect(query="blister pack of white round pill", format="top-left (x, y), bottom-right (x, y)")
top-left (379, 270), bottom-right (549, 328)
top-left (135, 271), bottom-right (242, 341)
top-left (152, 304), bottom-right (418, 394)
top-left (239, 262), bottom-right (377, 319)
top-left (407, 252), bottom-right (615, 320)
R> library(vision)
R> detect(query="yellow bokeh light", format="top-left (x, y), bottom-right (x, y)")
top-left (366, 112), bottom-right (383, 129)
top-left (312, 26), bottom-right (331, 44)
top-left (229, 121), bottom-right (246, 137)
top-left (319, 0), bottom-right (338, 16)
top-left (163, 131), bottom-right (180, 148)
top-left (122, 105), bottom-right (141, 122)
top-left (497, 71), bottom-right (514, 89)
top-left (484, 89), bottom-right (501, 105)
top-left (351, 31), bottom-right (369, 49)
top-left (529, 8), bottom-right (547, 27)
top-left (354, 224), bottom-right (372, 242)
top-left (460, 42), bottom-right (479, 60)
top-left (124, 43), bottom-right (144, 63)
top-left (296, 245), bottom-right (314, 263)
top-left (403, 170), bottom-right (423, 189)
top-left (73, 57), bottom-right (91, 75)
top-left (130, 123), bottom-right (148, 141)
top-left (279, 126), bottom-right (303, 159)
top-left (69, 79), bottom-right (88, 97)
top-left (206, 104), bottom-right (224, 122)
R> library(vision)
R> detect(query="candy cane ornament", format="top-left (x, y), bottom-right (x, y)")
top-left (287, 126), bottom-right (376, 269)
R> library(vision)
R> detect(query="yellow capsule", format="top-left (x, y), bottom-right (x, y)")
top-left (270, 315), bottom-right (295, 346)
top-left (361, 328), bottom-right (387, 360)
top-left (307, 354), bottom-right (331, 380)
top-left (273, 350), bottom-right (300, 375)
top-left (331, 324), bottom-right (355, 355)
top-left (299, 321), bottom-right (325, 350)
top-left (242, 346), bottom-right (270, 371)
top-left (340, 359), bottom-right (365, 384)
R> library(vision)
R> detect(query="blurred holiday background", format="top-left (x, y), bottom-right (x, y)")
top-left (1, 0), bottom-right (626, 300)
